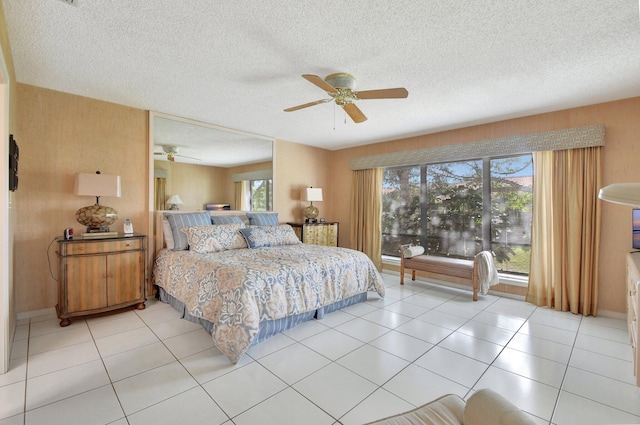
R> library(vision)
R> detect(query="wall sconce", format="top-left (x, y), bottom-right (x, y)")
top-left (75, 171), bottom-right (121, 233)
top-left (167, 194), bottom-right (184, 210)
top-left (598, 183), bottom-right (640, 206)
top-left (303, 187), bottom-right (323, 222)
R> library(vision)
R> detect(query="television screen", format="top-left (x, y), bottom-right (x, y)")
top-left (8, 134), bottom-right (18, 191)
top-left (634, 209), bottom-right (640, 249)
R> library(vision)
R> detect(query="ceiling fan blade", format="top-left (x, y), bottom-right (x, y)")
top-left (177, 154), bottom-right (201, 161)
top-left (355, 87), bottom-right (408, 100)
top-left (302, 74), bottom-right (338, 94)
top-left (284, 98), bottom-right (332, 112)
top-left (342, 103), bottom-right (367, 123)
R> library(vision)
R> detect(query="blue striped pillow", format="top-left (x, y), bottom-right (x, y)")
top-left (211, 215), bottom-right (244, 225)
top-left (163, 212), bottom-right (211, 250)
top-left (246, 212), bottom-right (279, 226)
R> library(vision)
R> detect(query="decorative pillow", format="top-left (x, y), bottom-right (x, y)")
top-left (239, 225), bottom-right (301, 248)
top-left (162, 217), bottom-right (175, 250)
top-left (246, 212), bottom-right (279, 226)
top-left (163, 212), bottom-right (211, 250)
top-left (403, 245), bottom-right (425, 258)
top-left (211, 215), bottom-right (244, 225)
top-left (181, 223), bottom-right (248, 253)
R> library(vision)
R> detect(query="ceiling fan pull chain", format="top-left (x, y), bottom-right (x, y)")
top-left (333, 103), bottom-right (336, 130)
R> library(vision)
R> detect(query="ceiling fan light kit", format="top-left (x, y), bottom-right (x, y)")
top-left (284, 72), bottom-right (408, 124)
top-left (325, 73), bottom-right (357, 91)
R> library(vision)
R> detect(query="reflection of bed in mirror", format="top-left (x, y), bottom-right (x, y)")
top-left (152, 210), bottom-right (385, 364)
top-left (150, 112), bottom-right (274, 212)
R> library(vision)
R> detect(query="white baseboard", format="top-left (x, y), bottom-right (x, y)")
top-left (17, 307), bottom-right (56, 321)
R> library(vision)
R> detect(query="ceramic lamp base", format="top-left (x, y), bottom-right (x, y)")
top-left (75, 204), bottom-right (119, 233)
top-left (304, 205), bottom-right (319, 220)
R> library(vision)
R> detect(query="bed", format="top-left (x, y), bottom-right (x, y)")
top-left (152, 210), bottom-right (385, 364)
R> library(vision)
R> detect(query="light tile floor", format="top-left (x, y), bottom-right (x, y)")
top-left (2, 272), bottom-right (640, 425)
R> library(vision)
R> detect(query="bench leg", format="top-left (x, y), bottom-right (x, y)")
top-left (472, 271), bottom-right (479, 301)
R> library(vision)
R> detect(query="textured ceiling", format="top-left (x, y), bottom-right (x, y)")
top-left (4, 0), bottom-right (640, 156)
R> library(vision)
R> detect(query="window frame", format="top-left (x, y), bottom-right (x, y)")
top-left (382, 153), bottom-right (533, 276)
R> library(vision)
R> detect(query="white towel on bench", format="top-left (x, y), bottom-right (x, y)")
top-left (476, 251), bottom-right (499, 295)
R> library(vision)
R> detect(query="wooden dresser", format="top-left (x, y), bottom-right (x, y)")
top-left (287, 222), bottom-right (339, 246)
top-left (56, 234), bottom-right (146, 326)
top-left (626, 252), bottom-right (640, 386)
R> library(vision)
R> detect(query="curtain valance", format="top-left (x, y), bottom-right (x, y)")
top-left (350, 124), bottom-right (605, 170)
top-left (232, 169), bottom-right (273, 182)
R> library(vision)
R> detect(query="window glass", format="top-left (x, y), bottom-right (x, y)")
top-left (250, 179), bottom-right (272, 211)
top-left (382, 166), bottom-right (421, 254)
top-left (425, 160), bottom-right (483, 259)
top-left (490, 155), bottom-right (533, 274)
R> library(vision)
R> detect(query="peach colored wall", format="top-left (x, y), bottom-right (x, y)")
top-left (329, 97), bottom-right (640, 315)
top-left (14, 84), bottom-right (148, 312)
top-left (154, 160), bottom-right (227, 211)
top-left (274, 139), bottom-right (332, 224)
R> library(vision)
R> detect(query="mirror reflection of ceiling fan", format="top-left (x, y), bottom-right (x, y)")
top-left (154, 145), bottom-right (201, 162)
top-left (284, 73), bottom-right (408, 123)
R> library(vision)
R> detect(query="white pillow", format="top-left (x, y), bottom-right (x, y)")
top-left (403, 245), bottom-right (425, 258)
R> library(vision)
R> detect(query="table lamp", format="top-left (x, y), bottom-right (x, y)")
top-left (167, 194), bottom-right (184, 210)
top-left (303, 187), bottom-right (322, 222)
top-left (75, 171), bottom-right (121, 233)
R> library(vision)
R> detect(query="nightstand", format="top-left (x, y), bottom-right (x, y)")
top-left (287, 222), bottom-right (339, 246)
top-left (56, 234), bottom-right (147, 327)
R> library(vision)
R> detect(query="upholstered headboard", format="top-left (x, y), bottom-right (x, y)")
top-left (154, 210), bottom-right (279, 253)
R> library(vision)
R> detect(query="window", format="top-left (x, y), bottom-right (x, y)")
top-left (250, 179), bottom-right (272, 211)
top-left (382, 154), bottom-right (533, 275)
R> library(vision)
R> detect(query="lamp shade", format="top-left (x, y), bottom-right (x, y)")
top-left (304, 187), bottom-right (323, 202)
top-left (598, 183), bottom-right (640, 207)
top-left (167, 194), bottom-right (183, 205)
top-left (75, 172), bottom-right (121, 198)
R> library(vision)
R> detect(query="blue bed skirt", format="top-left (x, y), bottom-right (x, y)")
top-left (156, 287), bottom-right (367, 347)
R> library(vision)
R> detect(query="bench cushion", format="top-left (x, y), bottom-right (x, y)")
top-left (403, 255), bottom-right (474, 280)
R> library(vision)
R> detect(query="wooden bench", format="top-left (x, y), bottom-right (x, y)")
top-left (400, 246), bottom-right (481, 301)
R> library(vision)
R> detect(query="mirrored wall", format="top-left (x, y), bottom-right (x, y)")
top-left (149, 112), bottom-right (274, 213)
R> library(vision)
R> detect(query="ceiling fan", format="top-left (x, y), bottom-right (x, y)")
top-left (154, 145), bottom-right (200, 162)
top-left (284, 73), bottom-right (408, 123)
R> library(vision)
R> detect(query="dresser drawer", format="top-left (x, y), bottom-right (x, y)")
top-left (60, 238), bottom-right (144, 255)
top-left (626, 252), bottom-right (640, 386)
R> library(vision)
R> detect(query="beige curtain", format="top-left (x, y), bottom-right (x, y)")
top-left (526, 147), bottom-right (602, 315)
top-left (154, 178), bottom-right (166, 210)
top-left (350, 168), bottom-right (383, 270)
top-left (234, 181), bottom-right (248, 210)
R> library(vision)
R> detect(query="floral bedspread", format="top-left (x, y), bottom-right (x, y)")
top-left (152, 244), bottom-right (385, 363)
